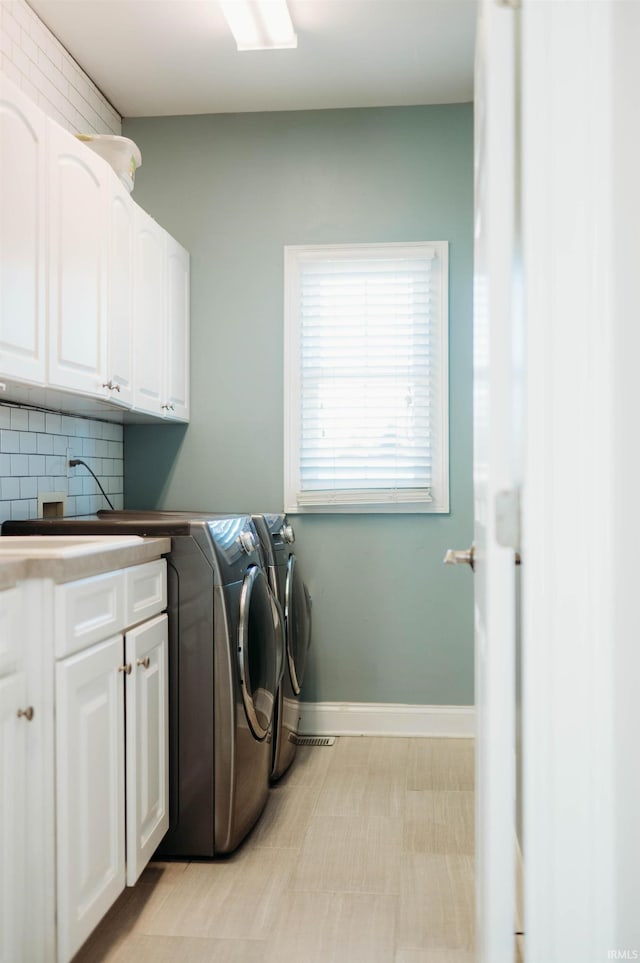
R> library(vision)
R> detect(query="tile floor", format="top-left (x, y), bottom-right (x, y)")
top-left (74, 737), bottom-right (476, 963)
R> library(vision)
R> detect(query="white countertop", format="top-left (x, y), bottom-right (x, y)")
top-left (0, 535), bottom-right (171, 587)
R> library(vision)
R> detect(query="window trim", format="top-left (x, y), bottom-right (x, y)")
top-left (284, 241), bottom-right (449, 515)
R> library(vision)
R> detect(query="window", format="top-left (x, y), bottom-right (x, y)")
top-left (284, 241), bottom-right (449, 514)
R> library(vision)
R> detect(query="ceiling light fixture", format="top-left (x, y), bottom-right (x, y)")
top-left (219, 0), bottom-right (298, 51)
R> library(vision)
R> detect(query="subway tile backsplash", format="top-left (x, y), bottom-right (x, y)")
top-left (0, 0), bottom-right (122, 135)
top-left (0, 403), bottom-right (123, 521)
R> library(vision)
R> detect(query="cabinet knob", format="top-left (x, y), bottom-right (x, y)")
top-left (136, 656), bottom-right (151, 669)
top-left (102, 380), bottom-right (121, 392)
top-left (17, 706), bottom-right (34, 721)
top-left (118, 663), bottom-right (132, 675)
top-left (161, 403), bottom-right (175, 412)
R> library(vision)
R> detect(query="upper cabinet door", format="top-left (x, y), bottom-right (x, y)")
top-left (133, 207), bottom-right (165, 415)
top-left (47, 120), bottom-right (108, 397)
top-left (106, 176), bottom-right (134, 408)
top-left (0, 76), bottom-right (46, 385)
top-left (164, 235), bottom-right (190, 421)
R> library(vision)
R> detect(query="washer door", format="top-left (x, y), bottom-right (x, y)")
top-left (237, 565), bottom-right (281, 739)
top-left (284, 553), bottom-right (312, 695)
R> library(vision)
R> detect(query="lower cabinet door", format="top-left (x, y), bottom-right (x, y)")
top-left (55, 635), bottom-right (125, 962)
top-left (0, 671), bottom-right (27, 963)
top-left (125, 613), bottom-right (169, 885)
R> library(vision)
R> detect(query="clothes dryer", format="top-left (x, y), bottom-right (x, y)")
top-left (252, 514), bottom-right (312, 780)
top-left (2, 513), bottom-right (283, 856)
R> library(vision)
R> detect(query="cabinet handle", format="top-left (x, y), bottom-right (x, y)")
top-left (118, 663), bottom-right (132, 675)
top-left (136, 656), bottom-right (151, 669)
top-left (161, 403), bottom-right (175, 412)
top-left (102, 380), bottom-right (121, 392)
top-left (17, 706), bottom-right (34, 721)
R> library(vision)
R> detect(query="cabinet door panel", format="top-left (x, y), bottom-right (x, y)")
top-left (133, 209), bottom-right (165, 414)
top-left (0, 76), bottom-right (46, 384)
top-left (54, 568), bottom-right (125, 659)
top-left (125, 558), bottom-right (167, 628)
top-left (56, 635), bottom-right (125, 961)
top-left (107, 177), bottom-right (134, 408)
top-left (0, 586), bottom-right (21, 677)
top-left (48, 120), bottom-right (108, 396)
top-left (125, 613), bottom-right (169, 885)
top-left (0, 671), bottom-right (27, 963)
top-left (165, 235), bottom-right (190, 421)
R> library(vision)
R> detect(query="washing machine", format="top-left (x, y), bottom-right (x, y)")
top-left (2, 512), bottom-right (284, 856)
top-left (252, 514), bottom-right (312, 780)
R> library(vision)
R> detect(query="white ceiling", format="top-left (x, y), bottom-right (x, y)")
top-left (27, 0), bottom-right (476, 118)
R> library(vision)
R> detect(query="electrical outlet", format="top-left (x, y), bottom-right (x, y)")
top-left (66, 447), bottom-right (76, 475)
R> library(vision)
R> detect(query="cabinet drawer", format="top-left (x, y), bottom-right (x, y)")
top-left (54, 571), bottom-right (125, 659)
top-left (124, 559), bottom-right (166, 627)
top-left (0, 587), bottom-right (21, 678)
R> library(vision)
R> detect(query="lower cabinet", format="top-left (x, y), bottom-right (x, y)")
top-left (125, 614), bottom-right (169, 886)
top-left (0, 555), bottom-right (168, 961)
top-left (55, 635), bottom-right (125, 961)
top-left (56, 612), bottom-right (168, 961)
top-left (0, 585), bottom-right (30, 963)
top-left (0, 670), bottom-right (28, 963)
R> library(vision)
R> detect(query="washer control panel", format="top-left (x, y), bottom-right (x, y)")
top-left (280, 524), bottom-right (295, 545)
top-left (238, 530), bottom-right (257, 554)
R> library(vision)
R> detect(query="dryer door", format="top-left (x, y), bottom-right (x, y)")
top-left (237, 565), bottom-right (281, 739)
top-left (284, 554), bottom-right (312, 696)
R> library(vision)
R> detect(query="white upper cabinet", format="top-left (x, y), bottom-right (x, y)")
top-left (133, 206), bottom-right (165, 415)
top-left (0, 76), bottom-right (47, 385)
top-left (164, 235), bottom-right (190, 422)
top-left (106, 176), bottom-right (135, 408)
top-left (133, 211), bottom-right (190, 421)
top-left (0, 78), bottom-right (190, 421)
top-left (47, 119), bottom-right (109, 397)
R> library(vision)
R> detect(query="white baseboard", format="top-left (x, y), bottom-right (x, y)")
top-left (299, 701), bottom-right (475, 738)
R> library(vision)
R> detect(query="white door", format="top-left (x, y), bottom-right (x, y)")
top-left (106, 175), bottom-right (135, 408)
top-left (55, 635), bottom-right (125, 962)
top-left (125, 613), bottom-right (169, 885)
top-left (449, 1), bottom-right (520, 960)
top-left (520, 2), bottom-right (624, 958)
top-left (133, 207), bottom-right (165, 415)
top-left (164, 234), bottom-right (190, 421)
top-left (0, 671), bottom-right (28, 963)
top-left (0, 76), bottom-right (46, 386)
top-left (48, 120), bottom-right (108, 397)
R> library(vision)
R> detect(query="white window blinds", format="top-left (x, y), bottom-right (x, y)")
top-left (284, 242), bottom-right (449, 514)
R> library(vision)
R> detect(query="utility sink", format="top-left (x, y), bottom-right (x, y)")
top-left (0, 534), bottom-right (144, 558)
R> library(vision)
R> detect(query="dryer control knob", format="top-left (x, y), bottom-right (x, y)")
top-left (238, 530), bottom-right (256, 554)
top-left (281, 524), bottom-right (295, 544)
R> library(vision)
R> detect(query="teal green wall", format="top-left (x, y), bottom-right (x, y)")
top-left (123, 104), bottom-right (474, 706)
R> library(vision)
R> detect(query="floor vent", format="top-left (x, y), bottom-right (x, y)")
top-left (293, 735), bottom-right (336, 747)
